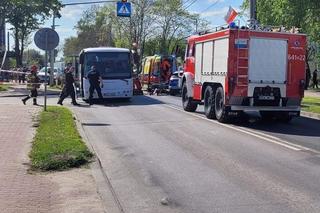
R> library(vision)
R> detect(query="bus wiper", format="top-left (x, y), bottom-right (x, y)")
top-left (119, 79), bottom-right (129, 83)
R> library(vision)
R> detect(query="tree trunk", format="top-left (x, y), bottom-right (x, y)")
top-left (14, 31), bottom-right (22, 67)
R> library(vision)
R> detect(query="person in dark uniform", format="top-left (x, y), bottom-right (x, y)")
top-left (87, 65), bottom-right (103, 105)
top-left (313, 69), bottom-right (319, 89)
top-left (22, 65), bottom-right (40, 105)
top-left (57, 66), bottom-right (79, 105)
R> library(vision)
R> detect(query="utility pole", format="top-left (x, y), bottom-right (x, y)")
top-left (249, 0), bottom-right (257, 28)
top-left (50, 12), bottom-right (56, 86)
top-left (195, 19), bottom-right (198, 32)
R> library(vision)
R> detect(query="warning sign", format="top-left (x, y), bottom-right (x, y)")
top-left (116, 2), bottom-right (131, 17)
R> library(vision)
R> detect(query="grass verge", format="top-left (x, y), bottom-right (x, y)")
top-left (302, 96), bottom-right (320, 114)
top-left (49, 84), bottom-right (62, 90)
top-left (30, 106), bottom-right (93, 171)
top-left (0, 84), bottom-right (11, 91)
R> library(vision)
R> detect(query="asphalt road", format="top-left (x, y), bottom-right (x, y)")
top-left (3, 94), bottom-right (320, 212)
top-left (64, 94), bottom-right (320, 213)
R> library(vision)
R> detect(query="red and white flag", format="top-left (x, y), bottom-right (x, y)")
top-left (224, 6), bottom-right (238, 24)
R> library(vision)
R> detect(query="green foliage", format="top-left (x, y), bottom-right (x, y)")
top-left (1, 0), bottom-right (62, 66)
top-left (23, 49), bottom-right (45, 67)
top-left (30, 106), bottom-right (93, 171)
top-left (241, 0), bottom-right (320, 42)
top-left (302, 96), bottom-right (320, 114)
top-left (63, 0), bottom-right (208, 58)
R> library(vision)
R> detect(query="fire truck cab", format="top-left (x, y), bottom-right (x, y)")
top-left (182, 28), bottom-right (306, 122)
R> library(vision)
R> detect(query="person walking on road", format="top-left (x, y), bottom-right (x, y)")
top-left (22, 65), bottom-right (40, 105)
top-left (57, 66), bottom-right (79, 106)
top-left (87, 65), bottom-right (103, 105)
top-left (313, 69), bottom-right (319, 89)
top-left (305, 64), bottom-right (311, 89)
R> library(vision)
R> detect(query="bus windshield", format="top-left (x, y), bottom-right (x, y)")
top-left (84, 52), bottom-right (131, 79)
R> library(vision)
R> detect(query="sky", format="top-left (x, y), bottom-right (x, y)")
top-left (5, 0), bottom-right (245, 58)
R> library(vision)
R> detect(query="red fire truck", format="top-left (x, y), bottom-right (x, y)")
top-left (182, 28), bottom-right (307, 122)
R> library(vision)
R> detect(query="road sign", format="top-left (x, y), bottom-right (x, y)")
top-left (117, 2), bottom-right (131, 17)
top-left (34, 28), bottom-right (59, 111)
top-left (34, 28), bottom-right (59, 51)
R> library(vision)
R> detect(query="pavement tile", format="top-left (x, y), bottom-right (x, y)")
top-left (0, 103), bottom-right (59, 213)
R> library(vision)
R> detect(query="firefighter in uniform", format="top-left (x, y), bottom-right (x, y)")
top-left (87, 65), bottom-right (103, 105)
top-left (57, 66), bottom-right (79, 105)
top-left (22, 65), bottom-right (40, 105)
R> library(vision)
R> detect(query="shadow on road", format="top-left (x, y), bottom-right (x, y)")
top-left (236, 115), bottom-right (320, 138)
top-left (82, 123), bottom-right (111, 127)
top-left (88, 95), bottom-right (164, 107)
top-left (193, 110), bottom-right (320, 138)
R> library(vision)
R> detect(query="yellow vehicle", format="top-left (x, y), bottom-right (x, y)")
top-left (140, 55), bottom-right (176, 91)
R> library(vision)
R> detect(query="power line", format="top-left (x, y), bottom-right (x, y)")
top-left (62, 0), bottom-right (116, 6)
top-left (200, 0), bottom-right (220, 13)
top-left (183, 0), bottom-right (193, 5)
top-left (183, 0), bottom-right (199, 10)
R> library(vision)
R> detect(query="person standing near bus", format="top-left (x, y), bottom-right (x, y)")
top-left (313, 69), bottom-right (319, 89)
top-left (22, 65), bottom-right (40, 105)
top-left (87, 65), bottom-right (103, 105)
top-left (57, 66), bottom-right (79, 106)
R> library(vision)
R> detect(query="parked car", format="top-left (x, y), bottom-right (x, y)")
top-left (169, 70), bottom-right (183, 95)
top-left (38, 67), bottom-right (63, 84)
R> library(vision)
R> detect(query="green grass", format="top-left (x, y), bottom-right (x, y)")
top-left (0, 84), bottom-right (11, 91)
top-left (49, 84), bottom-right (62, 90)
top-left (30, 106), bottom-right (93, 171)
top-left (302, 97), bottom-right (320, 114)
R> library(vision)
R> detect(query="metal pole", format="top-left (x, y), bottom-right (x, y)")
top-left (7, 31), bottom-right (9, 52)
top-left (50, 13), bottom-right (55, 86)
top-left (250, 0), bottom-right (257, 20)
top-left (250, 0), bottom-right (257, 27)
top-left (44, 32), bottom-right (48, 111)
top-left (195, 19), bottom-right (198, 32)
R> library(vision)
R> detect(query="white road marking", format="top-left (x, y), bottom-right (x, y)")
top-left (164, 104), bottom-right (312, 152)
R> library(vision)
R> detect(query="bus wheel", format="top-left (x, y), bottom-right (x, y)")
top-left (204, 86), bottom-right (216, 119)
top-left (182, 82), bottom-right (197, 112)
top-left (214, 87), bottom-right (229, 123)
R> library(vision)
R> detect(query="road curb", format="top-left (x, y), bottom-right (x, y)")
top-left (301, 111), bottom-right (320, 120)
top-left (0, 93), bottom-right (60, 98)
top-left (72, 110), bottom-right (124, 213)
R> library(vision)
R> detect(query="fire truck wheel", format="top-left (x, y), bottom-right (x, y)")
top-left (204, 86), bottom-right (216, 119)
top-left (215, 87), bottom-right (229, 123)
top-left (182, 83), bottom-right (197, 112)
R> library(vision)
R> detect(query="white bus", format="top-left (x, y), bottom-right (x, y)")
top-left (78, 47), bottom-right (133, 100)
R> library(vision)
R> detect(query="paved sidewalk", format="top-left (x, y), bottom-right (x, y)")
top-left (0, 97), bottom-right (105, 213)
top-left (0, 84), bottom-right (60, 97)
top-left (0, 102), bottom-right (58, 212)
top-left (305, 90), bottom-right (320, 98)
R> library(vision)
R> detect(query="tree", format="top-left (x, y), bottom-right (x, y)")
top-left (3, 0), bottom-right (61, 66)
top-left (151, 0), bottom-right (198, 55)
top-left (241, 0), bottom-right (320, 42)
top-left (63, 0), bottom-right (207, 64)
top-left (23, 49), bottom-right (45, 67)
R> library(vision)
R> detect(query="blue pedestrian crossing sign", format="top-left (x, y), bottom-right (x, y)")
top-left (117, 2), bottom-right (131, 17)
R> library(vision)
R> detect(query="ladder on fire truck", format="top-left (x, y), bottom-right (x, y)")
top-left (236, 24), bottom-right (250, 87)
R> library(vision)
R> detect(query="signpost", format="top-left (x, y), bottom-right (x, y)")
top-left (116, 1), bottom-right (131, 17)
top-left (34, 28), bottom-right (59, 111)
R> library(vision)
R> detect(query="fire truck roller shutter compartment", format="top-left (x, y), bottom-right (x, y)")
top-left (248, 38), bottom-right (288, 99)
